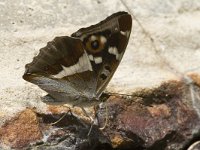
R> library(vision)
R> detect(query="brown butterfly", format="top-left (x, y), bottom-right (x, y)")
top-left (23, 11), bottom-right (132, 108)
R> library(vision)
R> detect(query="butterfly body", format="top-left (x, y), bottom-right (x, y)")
top-left (23, 12), bottom-right (132, 107)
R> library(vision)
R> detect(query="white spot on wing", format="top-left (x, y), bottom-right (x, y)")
top-left (90, 35), bottom-right (97, 41)
top-left (120, 31), bottom-right (126, 36)
top-left (52, 51), bottom-right (92, 78)
top-left (108, 47), bottom-right (120, 60)
top-left (120, 30), bottom-right (130, 38)
top-left (52, 70), bottom-right (65, 78)
top-left (89, 55), bottom-right (94, 61)
top-left (94, 57), bottom-right (102, 64)
top-left (100, 36), bottom-right (107, 44)
top-left (108, 47), bottom-right (113, 54)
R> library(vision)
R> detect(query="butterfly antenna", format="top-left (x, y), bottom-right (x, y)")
top-left (106, 91), bottom-right (133, 97)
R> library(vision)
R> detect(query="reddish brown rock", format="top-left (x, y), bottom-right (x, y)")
top-left (111, 134), bottom-right (124, 148)
top-left (147, 104), bottom-right (171, 118)
top-left (47, 105), bottom-right (70, 114)
top-left (0, 109), bottom-right (42, 149)
top-left (97, 81), bottom-right (200, 149)
top-left (0, 80), bottom-right (200, 150)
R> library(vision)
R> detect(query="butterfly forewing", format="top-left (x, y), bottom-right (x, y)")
top-left (71, 12), bottom-right (132, 97)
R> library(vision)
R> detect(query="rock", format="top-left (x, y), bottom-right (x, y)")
top-left (0, 109), bottom-right (42, 149)
top-left (97, 80), bottom-right (200, 149)
top-left (0, 107), bottom-right (111, 149)
top-left (0, 0), bottom-right (200, 149)
top-left (1, 80), bottom-right (199, 150)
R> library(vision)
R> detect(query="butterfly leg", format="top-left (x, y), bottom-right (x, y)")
top-left (42, 94), bottom-right (73, 125)
top-left (98, 103), bottom-right (108, 130)
top-left (81, 104), bottom-right (108, 136)
top-left (81, 107), bottom-right (94, 122)
top-left (80, 107), bottom-right (98, 136)
top-left (50, 111), bottom-right (69, 126)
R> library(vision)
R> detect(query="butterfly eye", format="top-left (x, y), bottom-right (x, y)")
top-left (85, 35), bottom-right (107, 53)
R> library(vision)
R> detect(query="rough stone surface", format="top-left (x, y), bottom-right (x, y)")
top-left (0, 109), bottom-right (42, 149)
top-left (0, 0), bottom-right (200, 149)
top-left (0, 81), bottom-right (200, 149)
top-left (98, 81), bottom-right (200, 149)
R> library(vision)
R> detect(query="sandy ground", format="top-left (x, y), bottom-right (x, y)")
top-left (0, 0), bottom-right (200, 125)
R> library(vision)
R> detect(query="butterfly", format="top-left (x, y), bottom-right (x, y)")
top-left (23, 11), bottom-right (132, 108)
